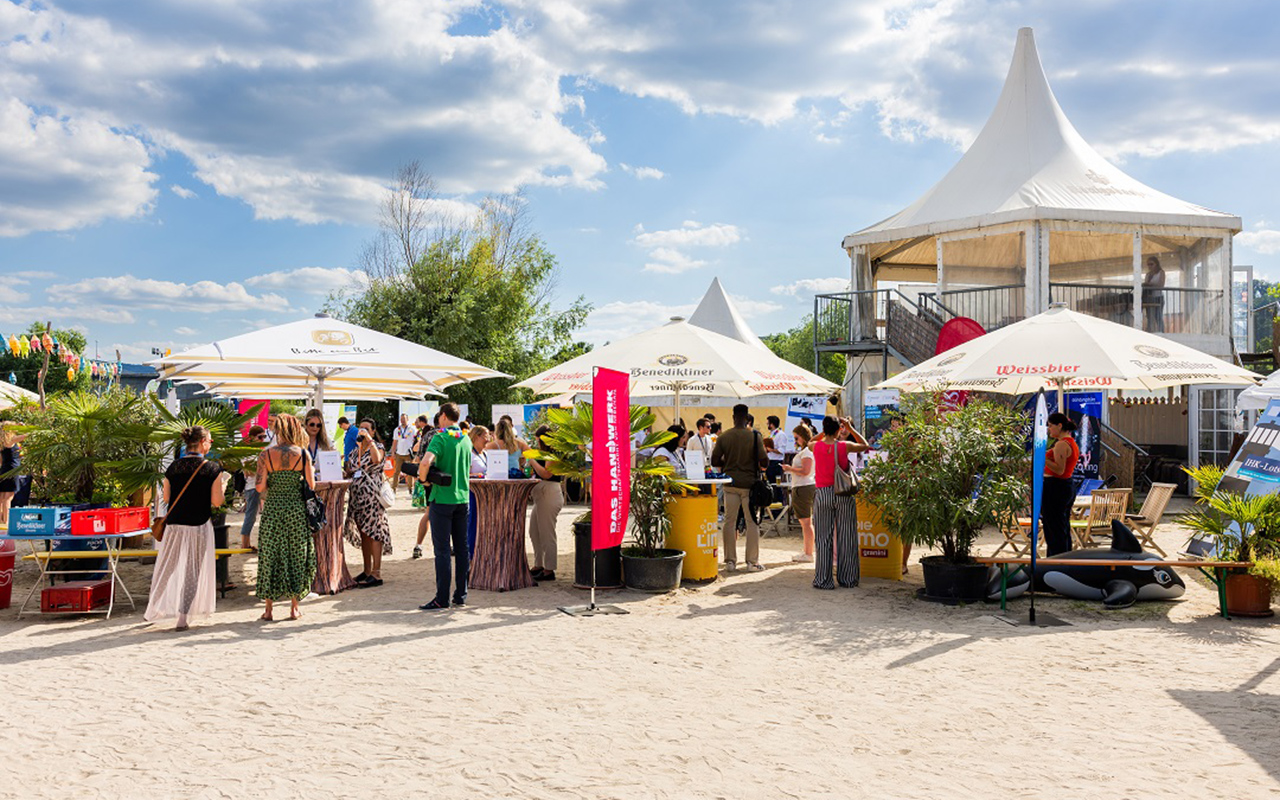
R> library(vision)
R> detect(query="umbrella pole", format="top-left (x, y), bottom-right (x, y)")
top-left (673, 383), bottom-right (682, 429)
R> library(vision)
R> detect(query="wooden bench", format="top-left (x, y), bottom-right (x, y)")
top-left (22, 548), bottom-right (253, 561)
top-left (976, 556), bottom-right (1252, 619)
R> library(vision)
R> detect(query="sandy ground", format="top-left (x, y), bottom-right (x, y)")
top-left (1, 496), bottom-right (1278, 799)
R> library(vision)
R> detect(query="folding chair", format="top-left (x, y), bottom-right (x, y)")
top-left (995, 508), bottom-right (1037, 557)
top-left (1071, 488), bottom-right (1130, 548)
top-left (1124, 482), bottom-right (1175, 557)
top-left (760, 500), bottom-right (791, 537)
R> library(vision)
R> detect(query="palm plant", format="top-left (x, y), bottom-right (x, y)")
top-left (626, 457), bottom-right (694, 558)
top-left (523, 401), bottom-right (681, 522)
top-left (104, 396), bottom-right (267, 498)
top-left (1182, 464), bottom-right (1280, 589)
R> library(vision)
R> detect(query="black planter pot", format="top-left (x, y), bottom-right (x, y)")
top-left (621, 548), bottom-right (685, 593)
top-left (572, 520), bottom-right (623, 589)
top-left (211, 511), bottom-right (228, 528)
top-left (919, 555), bottom-right (989, 604)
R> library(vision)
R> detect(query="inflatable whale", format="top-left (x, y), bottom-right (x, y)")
top-left (988, 520), bottom-right (1184, 609)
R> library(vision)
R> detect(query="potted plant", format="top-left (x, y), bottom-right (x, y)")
top-left (620, 460), bottom-right (692, 591)
top-left (1182, 465), bottom-right (1280, 617)
top-left (860, 392), bottom-right (1029, 602)
top-left (523, 402), bottom-right (676, 589)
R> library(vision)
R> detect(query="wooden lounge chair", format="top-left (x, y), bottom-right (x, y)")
top-left (1070, 488), bottom-right (1130, 548)
top-left (1124, 482), bottom-right (1175, 557)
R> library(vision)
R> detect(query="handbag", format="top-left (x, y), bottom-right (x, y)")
top-left (297, 451), bottom-right (326, 533)
top-left (377, 480), bottom-right (395, 509)
top-left (152, 461), bottom-right (204, 543)
top-left (832, 442), bottom-right (861, 497)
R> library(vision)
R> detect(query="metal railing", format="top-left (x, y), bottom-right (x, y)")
top-left (814, 288), bottom-right (949, 367)
top-left (1049, 283), bottom-right (1225, 336)
top-left (918, 284), bottom-right (1025, 332)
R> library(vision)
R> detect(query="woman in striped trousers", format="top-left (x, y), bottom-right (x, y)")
top-left (811, 416), bottom-right (869, 590)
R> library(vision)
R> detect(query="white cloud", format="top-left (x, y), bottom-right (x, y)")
top-left (246, 267), bottom-right (371, 294)
top-left (643, 248), bottom-right (707, 275)
top-left (620, 163), bottom-right (665, 180)
top-left (47, 275), bottom-right (288, 313)
top-left (728, 294), bottom-right (783, 317)
top-left (0, 98), bottom-right (157, 237)
top-left (0, 304), bottom-right (136, 326)
top-left (581, 300), bottom-right (697, 344)
top-left (173, 326), bottom-right (197, 336)
top-left (1237, 228), bottom-right (1280, 255)
top-left (170, 185), bottom-right (197, 199)
top-left (772, 277), bottom-right (851, 297)
top-left (633, 221), bottom-right (743, 249)
top-left (9, 270), bottom-right (56, 284)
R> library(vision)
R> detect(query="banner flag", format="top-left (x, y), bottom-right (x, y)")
top-left (591, 367), bottom-right (631, 551)
top-left (239, 399), bottom-right (269, 439)
top-left (1030, 391), bottom-right (1048, 566)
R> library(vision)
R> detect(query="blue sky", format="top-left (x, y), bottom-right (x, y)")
top-left (3, 0), bottom-right (1280, 362)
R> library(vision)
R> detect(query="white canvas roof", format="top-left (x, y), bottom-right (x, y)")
top-left (843, 28), bottom-right (1241, 252)
top-left (687, 277), bottom-right (771, 351)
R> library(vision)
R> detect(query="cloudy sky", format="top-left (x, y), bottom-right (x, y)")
top-left (3, 0), bottom-right (1280, 362)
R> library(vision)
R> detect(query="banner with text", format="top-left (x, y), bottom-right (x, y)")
top-left (591, 367), bottom-right (631, 551)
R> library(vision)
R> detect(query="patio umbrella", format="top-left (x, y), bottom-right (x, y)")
top-left (875, 305), bottom-right (1258, 408)
top-left (151, 313), bottom-right (507, 406)
top-left (1236, 369), bottom-right (1280, 413)
top-left (513, 316), bottom-right (839, 420)
top-left (0, 379), bottom-right (37, 410)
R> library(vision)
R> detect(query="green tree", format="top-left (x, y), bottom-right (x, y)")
top-left (760, 314), bottom-right (845, 385)
top-left (0, 324), bottom-right (92, 396)
top-left (336, 169), bottom-right (591, 421)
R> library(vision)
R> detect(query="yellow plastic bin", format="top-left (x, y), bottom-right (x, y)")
top-left (855, 498), bottom-right (904, 581)
top-left (664, 493), bottom-right (720, 580)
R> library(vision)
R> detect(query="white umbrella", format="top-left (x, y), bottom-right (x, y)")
top-left (0, 380), bottom-right (38, 410)
top-left (1237, 369), bottom-right (1280, 412)
top-left (513, 316), bottom-right (839, 419)
top-left (151, 313), bottom-right (507, 405)
top-left (875, 305), bottom-right (1258, 407)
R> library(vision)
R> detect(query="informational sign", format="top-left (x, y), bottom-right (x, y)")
top-left (1030, 391), bottom-right (1048, 560)
top-left (492, 404), bottom-right (524, 436)
top-left (399, 399), bottom-right (440, 426)
top-left (591, 367), bottom-right (631, 551)
top-left (316, 450), bottom-right (343, 483)
top-left (863, 388), bottom-right (901, 449)
top-left (685, 448), bottom-right (706, 480)
top-left (1221, 398), bottom-right (1280, 493)
top-left (785, 395), bottom-right (826, 434)
top-left (485, 450), bottom-right (509, 480)
top-left (1066, 391), bottom-right (1104, 480)
top-left (855, 498), bottom-right (903, 581)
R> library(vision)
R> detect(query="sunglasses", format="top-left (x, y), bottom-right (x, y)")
top-left (306, 422), bottom-right (321, 428)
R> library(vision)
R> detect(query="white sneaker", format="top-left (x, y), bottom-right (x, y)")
top-left (792, 553), bottom-right (814, 563)
top-left (743, 562), bottom-right (765, 572)
top-left (722, 561), bottom-right (737, 573)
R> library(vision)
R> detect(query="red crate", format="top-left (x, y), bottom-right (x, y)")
top-left (41, 580), bottom-right (112, 613)
top-left (70, 507), bottom-right (150, 536)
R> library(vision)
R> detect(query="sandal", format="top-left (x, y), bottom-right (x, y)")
top-left (259, 612), bottom-right (273, 621)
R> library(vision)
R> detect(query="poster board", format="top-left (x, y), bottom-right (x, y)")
top-left (1065, 391), bottom-right (1104, 481)
top-left (863, 388), bottom-right (901, 450)
top-left (492, 404), bottom-right (524, 436)
top-left (785, 396), bottom-right (827, 434)
top-left (855, 498), bottom-right (904, 581)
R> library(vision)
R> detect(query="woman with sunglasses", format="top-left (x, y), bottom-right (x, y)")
top-left (304, 408), bottom-right (358, 594)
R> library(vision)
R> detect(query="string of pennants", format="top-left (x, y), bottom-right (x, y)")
top-left (4, 332), bottom-right (122, 383)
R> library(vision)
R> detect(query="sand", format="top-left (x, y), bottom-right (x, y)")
top-left (0, 498), bottom-right (1278, 799)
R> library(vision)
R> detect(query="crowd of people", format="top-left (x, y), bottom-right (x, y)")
top-left (123, 400), bottom-right (895, 631)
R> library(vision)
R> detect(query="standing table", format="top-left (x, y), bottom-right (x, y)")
top-left (469, 478), bottom-right (539, 591)
top-left (665, 478), bottom-right (731, 580)
top-left (313, 480), bottom-right (357, 595)
top-left (0, 530), bottom-right (144, 619)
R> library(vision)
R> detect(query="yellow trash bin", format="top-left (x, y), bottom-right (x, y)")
top-left (664, 493), bottom-right (720, 580)
top-left (856, 498), bottom-right (904, 581)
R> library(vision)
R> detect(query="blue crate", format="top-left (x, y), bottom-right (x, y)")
top-left (9, 507), bottom-right (72, 538)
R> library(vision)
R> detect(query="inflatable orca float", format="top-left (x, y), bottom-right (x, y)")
top-left (987, 520), bottom-right (1184, 609)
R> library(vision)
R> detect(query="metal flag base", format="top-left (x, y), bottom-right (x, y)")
top-left (992, 612), bottom-right (1072, 628)
top-left (558, 557), bottom-right (629, 617)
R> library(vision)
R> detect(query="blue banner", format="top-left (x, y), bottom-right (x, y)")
top-left (1030, 392), bottom-right (1048, 563)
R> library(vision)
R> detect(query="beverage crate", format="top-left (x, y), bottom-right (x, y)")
top-left (40, 580), bottom-right (112, 613)
top-left (9, 507), bottom-right (72, 538)
top-left (70, 507), bottom-right (151, 536)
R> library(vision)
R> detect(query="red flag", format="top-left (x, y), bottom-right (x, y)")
top-left (239, 400), bottom-right (269, 439)
top-left (591, 367), bottom-right (630, 550)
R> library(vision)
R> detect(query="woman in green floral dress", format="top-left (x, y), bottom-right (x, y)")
top-left (255, 415), bottom-right (316, 621)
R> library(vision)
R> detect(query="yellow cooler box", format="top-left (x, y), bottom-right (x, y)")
top-left (664, 493), bottom-right (719, 580)
top-left (856, 498), bottom-right (904, 581)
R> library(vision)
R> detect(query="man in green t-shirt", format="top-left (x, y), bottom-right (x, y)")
top-left (418, 402), bottom-right (471, 610)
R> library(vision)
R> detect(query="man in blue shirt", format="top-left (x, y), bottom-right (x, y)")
top-left (417, 402), bottom-right (472, 610)
top-left (338, 417), bottom-right (358, 458)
